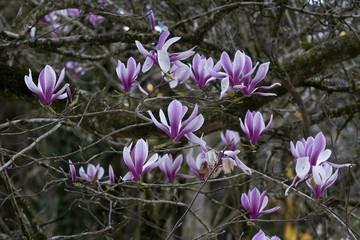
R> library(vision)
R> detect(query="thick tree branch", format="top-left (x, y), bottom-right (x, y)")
top-left (0, 33), bottom-right (359, 139)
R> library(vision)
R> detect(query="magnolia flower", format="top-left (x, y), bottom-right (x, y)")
top-left (66, 8), bottom-right (81, 17)
top-left (241, 188), bottom-right (280, 219)
top-left (89, 14), bottom-right (104, 27)
top-left (240, 111), bottom-right (273, 145)
top-left (148, 9), bottom-right (155, 30)
top-left (305, 164), bottom-right (338, 198)
top-left (147, 100), bottom-right (204, 145)
top-left (24, 65), bottom-right (70, 105)
top-left (285, 132), bottom-right (350, 196)
top-left (69, 160), bottom-right (77, 182)
top-left (187, 152), bottom-right (206, 180)
top-left (190, 54), bottom-right (221, 89)
top-left (39, 11), bottom-right (57, 24)
top-left (208, 51), bottom-right (279, 98)
top-left (135, 30), bottom-right (195, 73)
top-left (252, 230), bottom-right (281, 240)
top-left (290, 132), bottom-right (332, 167)
top-left (163, 60), bottom-right (191, 89)
top-left (79, 163), bottom-right (104, 182)
top-left (108, 165), bottom-right (115, 184)
top-left (122, 139), bottom-right (159, 181)
top-left (116, 57), bottom-right (147, 94)
top-left (221, 130), bottom-right (240, 151)
top-left (65, 61), bottom-right (85, 79)
top-left (207, 50), bottom-right (246, 98)
top-left (158, 154), bottom-right (193, 183)
top-left (233, 55), bottom-right (280, 96)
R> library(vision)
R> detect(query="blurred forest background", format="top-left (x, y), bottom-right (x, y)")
top-left (0, 0), bottom-right (360, 239)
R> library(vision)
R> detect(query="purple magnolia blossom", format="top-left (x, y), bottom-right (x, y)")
top-left (163, 60), bottom-right (191, 89)
top-left (135, 30), bottom-right (195, 73)
top-left (252, 230), bottom-right (281, 240)
top-left (69, 160), bottom-right (77, 182)
top-left (89, 14), bottom-right (104, 27)
top-left (221, 130), bottom-right (240, 151)
top-left (305, 163), bottom-right (338, 198)
top-left (290, 132), bottom-right (332, 167)
top-left (24, 65), bottom-right (70, 105)
top-left (208, 51), bottom-right (279, 98)
top-left (116, 57), bottom-right (147, 94)
top-left (190, 54), bottom-right (221, 89)
top-left (233, 55), bottom-right (280, 96)
top-left (240, 111), bottom-right (273, 145)
top-left (187, 152), bottom-right (206, 180)
top-left (65, 61), bottom-right (85, 79)
top-left (148, 9), bottom-right (155, 30)
top-left (79, 163), bottom-right (104, 182)
top-left (285, 132), bottom-right (350, 196)
top-left (158, 154), bottom-right (193, 183)
top-left (147, 100), bottom-right (204, 144)
top-left (39, 11), bottom-right (57, 24)
top-left (66, 8), bottom-right (81, 17)
top-left (108, 165), bottom-right (115, 184)
top-left (122, 139), bottom-right (159, 181)
top-left (241, 188), bottom-right (280, 219)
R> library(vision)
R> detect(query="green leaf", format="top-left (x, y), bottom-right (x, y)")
top-left (225, 91), bottom-right (235, 97)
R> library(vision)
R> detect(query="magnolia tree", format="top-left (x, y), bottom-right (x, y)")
top-left (0, 0), bottom-right (359, 239)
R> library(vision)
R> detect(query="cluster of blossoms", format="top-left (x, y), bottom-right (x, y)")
top-left (286, 132), bottom-right (350, 198)
top-left (116, 30), bottom-right (280, 98)
top-left (23, 22), bottom-right (352, 238)
top-left (69, 160), bottom-right (115, 184)
top-left (30, 0), bottom-right (110, 39)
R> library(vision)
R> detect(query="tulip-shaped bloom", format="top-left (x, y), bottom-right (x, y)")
top-left (122, 139), bottom-right (159, 181)
top-left (69, 160), bottom-right (77, 182)
top-left (306, 164), bottom-right (339, 199)
top-left (208, 51), bottom-right (279, 98)
top-left (190, 54), bottom-right (221, 89)
top-left (285, 132), bottom-right (350, 196)
top-left (240, 111), bottom-right (273, 145)
top-left (252, 230), bottom-right (281, 240)
top-left (158, 154), bottom-right (193, 183)
top-left (221, 130), bottom-right (240, 151)
top-left (233, 55), bottom-right (280, 96)
top-left (241, 188), bottom-right (280, 219)
top-left (66, 61), bottom-right (85, 79)
top-left (187, 152), bottom-right (206, 180)
top-left (79, 163), bottom-right (104, 182)
top-left (148, 9), bottom-right (155, 30)
top-left (108, 165), bottom-right (115, 184)
top-left (163, 61), bottom-right (191, 89)
top-left (89, 14), bottom-right (104, 27)
top-left (136, 30), bottom-right (195, 73)
top-left (116, 57), bottom-right (148, 94)
top-left (24, 65), bottom-right (70, 105)
top-left (290, 132), bottom-right (332, 167)
top-left (207, 50), bottom-right (246, 98)
top-left (147, 100), bottom-right (204, 143)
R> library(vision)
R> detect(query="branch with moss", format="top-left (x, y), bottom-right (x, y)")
top-left (0, 33), bottom-right (360, 140)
